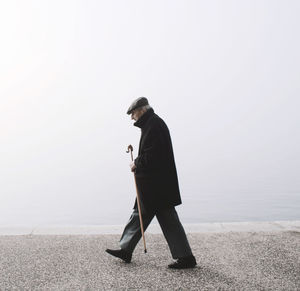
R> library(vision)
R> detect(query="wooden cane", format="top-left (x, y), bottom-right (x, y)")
top-left (126, 144), bottom-right (147, 253)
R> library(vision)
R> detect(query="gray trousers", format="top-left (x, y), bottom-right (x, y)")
top-left (119, 207), bottom-right (193, 259)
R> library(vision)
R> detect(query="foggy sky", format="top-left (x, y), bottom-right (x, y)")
top-left (1, 0), bottom-right (299, 225)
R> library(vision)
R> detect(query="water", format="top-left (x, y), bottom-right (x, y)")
top-left (1, 192), bottom-right (299, 226)
top-left (178, 192), bottom-right (300, 223)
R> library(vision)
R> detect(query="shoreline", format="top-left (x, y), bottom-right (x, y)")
top-left (1, 220), bottom-right (299, 235)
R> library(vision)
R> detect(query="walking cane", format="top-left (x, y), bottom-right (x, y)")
top-left (126, 144), bottom-right (147, 253)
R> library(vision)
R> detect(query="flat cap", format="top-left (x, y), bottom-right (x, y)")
top-left (126, 97), bottom-right (149, 114)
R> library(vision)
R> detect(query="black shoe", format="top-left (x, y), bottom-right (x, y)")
top-left (105, 249), bottom-right (132, 263)
top-left (168, 255), bottom-right (197, 269)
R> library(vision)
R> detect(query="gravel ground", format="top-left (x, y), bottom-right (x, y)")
top-left (0, 231), bottom-right (299, 290)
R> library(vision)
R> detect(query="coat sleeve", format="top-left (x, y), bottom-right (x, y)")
top-left (134, 122), bottom-right (167, 171)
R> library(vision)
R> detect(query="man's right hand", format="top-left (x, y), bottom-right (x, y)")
top-left (130, 162), bottom-right (137, 172)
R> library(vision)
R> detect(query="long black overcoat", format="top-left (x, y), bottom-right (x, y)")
top-left (133, 108), bottom-right (182, 213)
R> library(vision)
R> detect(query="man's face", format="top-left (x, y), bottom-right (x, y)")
top-left (131, 108), bottom-right (143, 121)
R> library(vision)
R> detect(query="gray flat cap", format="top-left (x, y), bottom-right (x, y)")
top-left (126, 97), bottom-right (149, 114)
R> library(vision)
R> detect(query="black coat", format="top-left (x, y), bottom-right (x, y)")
top-left (133, 108), bottom-right (182, 213)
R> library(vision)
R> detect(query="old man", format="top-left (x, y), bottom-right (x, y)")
top-left (106, 97), bottom-right (196, 269)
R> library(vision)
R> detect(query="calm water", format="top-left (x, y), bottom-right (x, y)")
top-left (179, 192), bottom-right (300, 223)
top-left (1, 192), bottom-right (299, 226)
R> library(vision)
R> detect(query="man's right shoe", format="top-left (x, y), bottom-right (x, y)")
top-left (168, 255), bottom-right (197, 269)
top-left (105, 249), bottom-right (132, 263)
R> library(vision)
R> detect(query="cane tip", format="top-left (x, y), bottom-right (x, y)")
top-left (144, 249), bottom-right (147, 254)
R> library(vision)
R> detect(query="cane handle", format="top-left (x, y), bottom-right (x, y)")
top-left (126, 144), bottom-right (134, 161)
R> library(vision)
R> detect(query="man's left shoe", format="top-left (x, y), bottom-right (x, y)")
top-left (168, 255), bottom-right (197, 269)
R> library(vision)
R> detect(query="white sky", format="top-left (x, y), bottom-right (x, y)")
top-left (0, 0), bottom-right (299, 225)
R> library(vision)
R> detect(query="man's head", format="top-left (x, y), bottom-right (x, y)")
top-left (127, 97), bottom-right (151, 121)
top-left (130, 105), bottom-right (151, 121)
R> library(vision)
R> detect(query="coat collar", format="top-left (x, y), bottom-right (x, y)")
top-left (134, 108), bottom-right (155, 128)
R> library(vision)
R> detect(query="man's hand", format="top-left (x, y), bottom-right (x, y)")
top-left (130, 161), bottom-right (137, 172)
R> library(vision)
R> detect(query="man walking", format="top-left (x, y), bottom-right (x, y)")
top-left (106, 97), bottom-right (196, 269)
